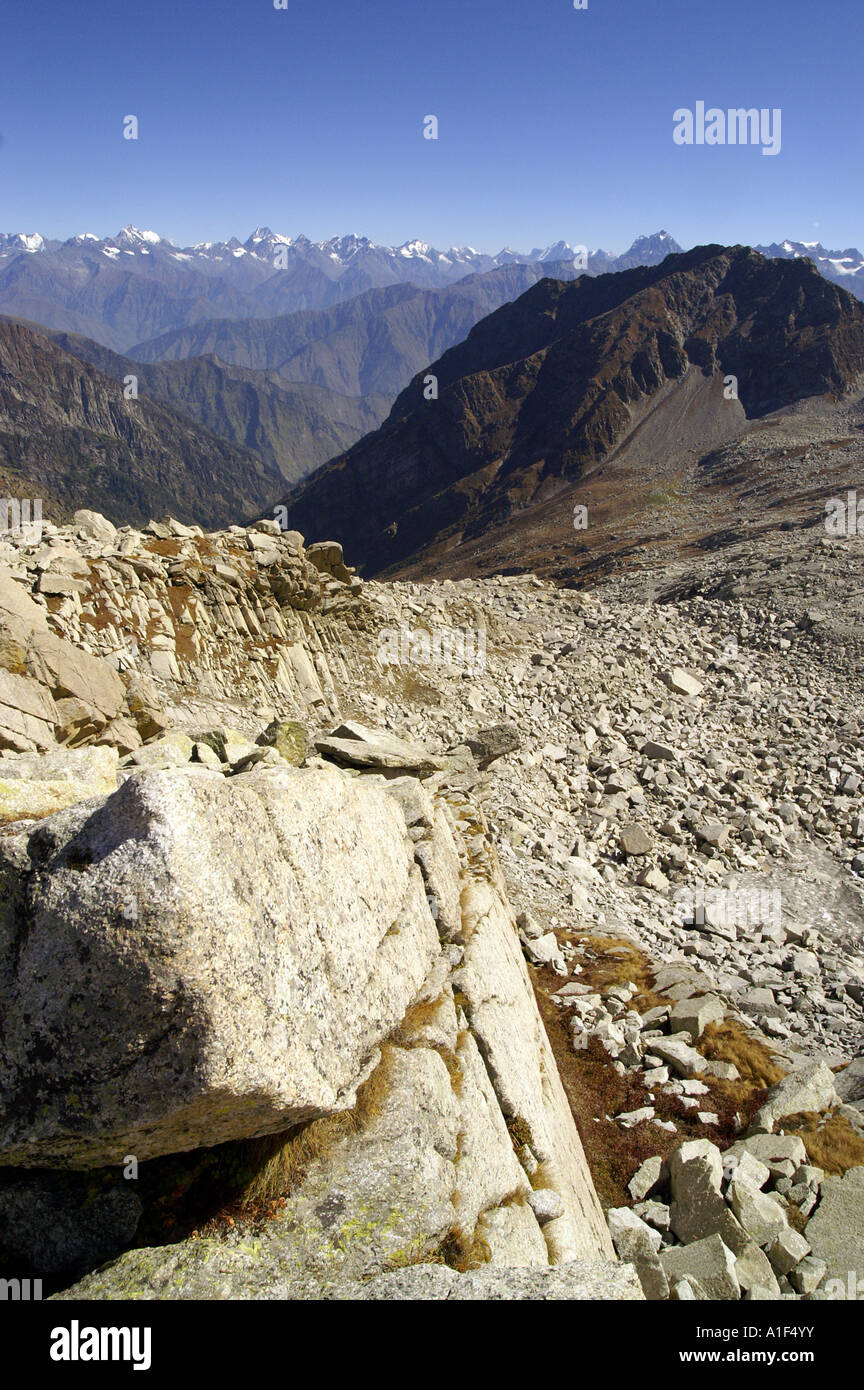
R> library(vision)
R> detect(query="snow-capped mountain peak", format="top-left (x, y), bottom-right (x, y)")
top-left (112, 225), bottom-right (162, 247)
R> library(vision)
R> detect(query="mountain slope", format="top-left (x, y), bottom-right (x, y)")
top-left (0, 320), bottom-right (281, 527)
top-left (755, 239), bottom-right (864, 298)
top-left (273, 245), bottom-right (864, 580)
top-left (20, 325), bottom-right (388, 486)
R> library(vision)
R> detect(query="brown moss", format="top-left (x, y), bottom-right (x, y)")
top-left (436, 1230), bottom-right (492, 1272)
top-left (533, 981), bottom-right (693, 1208)
top-left (529, 947), bottom-right (763, 1207)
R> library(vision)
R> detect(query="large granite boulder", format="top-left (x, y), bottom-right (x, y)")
top-left (0, 763), bottom-right (440, 1167)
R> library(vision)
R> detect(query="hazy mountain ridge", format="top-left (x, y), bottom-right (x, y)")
top-left (0, 229), bottom-right (684, 350)
top-left (130, 262), bottom-right (583, 395)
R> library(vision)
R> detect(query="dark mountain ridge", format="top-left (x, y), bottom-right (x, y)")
top-left (273, 245), bottom-right (864, 579)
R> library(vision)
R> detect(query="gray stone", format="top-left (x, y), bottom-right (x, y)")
top-left (0, 745), bottom-right (118, 823)
top-left (628, 1154), bottom-right (664, 1202)
top-left (641, 740), bottom-right (678, 762)
top-left (835, 1058), bottom-right (864, 1104)
top-left (607, 1207), bottom-right (668, 1300)
top-left (462, 723), bottom-right (520, 769)
top-left (767, 1228), bottom-right (811, 1275)
top-left (126, 730), bottom-right (194, 768)
top-left (526, 1188), bottom-right (565, 1226)
top-left (316, 721), bottom-right (449, 776)
top-left (735, 1240), bottom-right (782, 1298)
top-left (73, 510), bottom-right (117, 544)
top-left (790, 1255), bottom-right (827, 1295)
top-left (522, 930), bottom-right (565, 973)
top-left (729, 1177), bottom-right (790, 1247)
top-left (805, 1168), bottom-right (864, 1283)
top-left (454, 876), bottom-right (615, 1262)
top-left (670, 1275), bottom-right (705, 1300)
top-left (650, 1036), bottom-right (708, 1077)
top-left (695, 822), bottom-right (731, 849)
top-left (665, 667), bottom-right (704, 698)
top-left (620, 824), bottom-right (653, 856)
top-left (728, 1134), bottom-right (808, 1177)
top-left (660, 1234), bottom-right (740, 1300)
top-left (669, 1139), bottom-right (749, 1253)
top-left (608, 1206), bottom-right (662, 1254)
top-left (633, 1200), bottom-right (670, 1233)
top-left (750, 1062), bottom-right (839, 1133)
top-left (669, 994), bottom-right (726, 1038)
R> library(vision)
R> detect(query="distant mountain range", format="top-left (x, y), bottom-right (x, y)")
top-left (2, 232), bottom-right (863, 546)
top-left (0, 226), bottom-right (684, 350)
top-left (752, 240), bottom-right (864, 295)
top-left (1, 226), bottom-right (860, 365)
top-left (129, 263), bottom-right (583, 395)
top-left (275, 245), bottom-right (864, 580)
top-left (2, 262), bottom-right (584, 486)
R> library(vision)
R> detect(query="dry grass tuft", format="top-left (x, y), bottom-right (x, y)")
top-left (435, 1230), bottom-right (492, 1272)
top-left (779, 1109), bottom-right (864, 1176)
top-left (697, 1020), bottom-right (786, 1092)
top-left (238, 1111), bottom-right (359, 1208)
top-left (506, 1115), bottom-right (534, 1152)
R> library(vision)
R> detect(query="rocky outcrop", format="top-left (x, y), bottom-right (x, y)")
top-left (56, 1255), bottom-right (640, 1302)
top-left (0, 763), bottom-right (440, 1166)
top-left (3, 502), bottom-right (864, 1302)
top-left (0, 514), bottom-right (366, 756)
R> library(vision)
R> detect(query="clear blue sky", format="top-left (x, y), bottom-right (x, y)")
top-left (2, 0), bottom-right (861, 254)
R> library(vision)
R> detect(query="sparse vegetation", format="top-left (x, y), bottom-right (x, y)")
top-left (563, 933), bottom-right (668, 1012)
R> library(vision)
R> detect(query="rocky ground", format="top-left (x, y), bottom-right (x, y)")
top-left (1, 509), bottom-right (863, 1300)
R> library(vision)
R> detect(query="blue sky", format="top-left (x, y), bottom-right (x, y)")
top-left (2, 0), bottom-right (861, 254)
